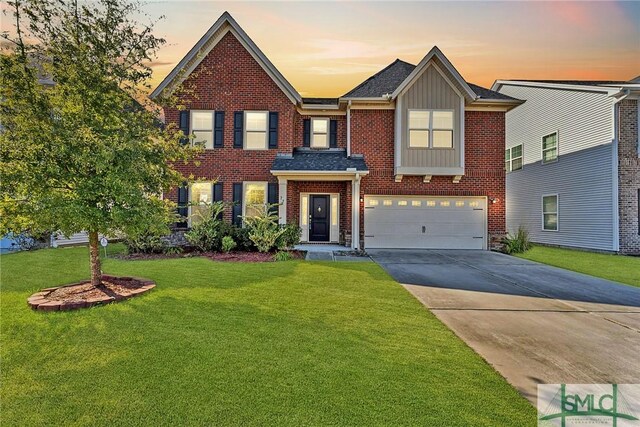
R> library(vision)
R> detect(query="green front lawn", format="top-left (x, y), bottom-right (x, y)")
top-left (2, 246), bottom-right (534, 426)
top-left (515, 245), bottom-right (640, 288)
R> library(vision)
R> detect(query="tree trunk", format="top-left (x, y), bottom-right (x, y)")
top-left (89, 231), bottom-right (102, 287)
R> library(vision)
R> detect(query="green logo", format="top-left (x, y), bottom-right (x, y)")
top-left (539, 384), bottom-right (639, 427)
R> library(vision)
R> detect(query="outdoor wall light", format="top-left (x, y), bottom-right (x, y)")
top-left (489, 198), bottom-right (499, 204)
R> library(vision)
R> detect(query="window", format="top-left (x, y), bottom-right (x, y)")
top-left (411, 200), bottom-right (422, 207)
top-left (505, 144), bottom-right (523, 172)
top-left (398, 200), bottom-right (407, 206)
top-left (369, 199), bottom-right (379, 206)
top-left (542, 132), bottom-right (558, 163)
top-left (243, 182), bottom-right (267, 218)
top-left (245, 112), bottom-right (268, 150)
top-left (542, 195), bottom-right (558, 231)
top-left (311, 118), bottom-right (329, 148)
top-left (191, 111), bottom-right (214, 149)
top-left (189, 182), bottom-right (213, 226)
top-left (408, 110), bottom-right (454, 148)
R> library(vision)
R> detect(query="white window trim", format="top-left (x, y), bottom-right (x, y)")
top-left (188, 181), bottom-right (214, 227)
top-left (311, 117), bottom-right (330, 148)
top-left (244, 111), bottom-right (269, 150)
top-left (408, 109), bottom-right (454, 149)
top-left (542, 193), bottom-right (559, 232)
top-left (242, 181), bottom-right (268, 220)
top-left (505, 144), bottom-right (523, 172)
top-left (190, 110), bottom-right (215, 149)
top-left (542, 131), bottom-right (559, 164)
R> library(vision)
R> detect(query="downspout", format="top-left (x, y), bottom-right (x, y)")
top-left (346, 100), bottom-right (352, 157)
top-left (611, 89), bottom-right (629, 252)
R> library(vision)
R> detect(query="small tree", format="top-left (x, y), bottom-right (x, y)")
top-left (0, 0), bottom-right (195, 286)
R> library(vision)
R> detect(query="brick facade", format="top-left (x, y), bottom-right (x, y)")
top-left (163, 29), bottom-right (507, 250)
top-left (618, 99), bottom-right (639, 254)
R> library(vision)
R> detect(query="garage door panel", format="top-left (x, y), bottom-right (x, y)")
top-left (364, 196), bottom-right (486, 250)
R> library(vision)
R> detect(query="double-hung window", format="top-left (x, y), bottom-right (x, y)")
top-left (191, 111), bottom-right (215, 149)
top-left (505, 145), bottom-right (523, 172)
top-left (189, 182), bottom-right (213, 226)
top-left (542, 132), bottom-right (558, 163)
top-left (311, 118), bottom-right (329, 148)
top-left (243, 182), bottom-right (267, 218)
top-left (245, 111), bottom-right (268, 150)
top-left (542, 195), bottom-right (558, 231)
top-left (408, 110), bottom-right (454, 148)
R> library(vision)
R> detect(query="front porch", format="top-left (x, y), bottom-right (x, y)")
top-left (271, 149), bottom-right (368, 249)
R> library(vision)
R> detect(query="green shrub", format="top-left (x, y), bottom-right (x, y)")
top-left (230, 226), bottom-right (254, 251)
top-left (123, 232), bottom-right (167, 254)
top-left (242, 203), bottom-right (285, 253)
top-left (502, 227), bottom-right (532, 254)
top-left (273, 250), bottom-right (293, 262)
top-left (184, 202), bottom-right (229, 252)
top-left (163, 246), bottom-right (183, 255)
top-left (276, 223), bottom-right (301, 249)
top-left (221, 235), bottom-right (236, 253)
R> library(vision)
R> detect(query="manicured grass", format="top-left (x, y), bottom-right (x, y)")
top-left (515, 245), bottom-right (640, 288)
top-left (2, 246), bottom-right (535, 426)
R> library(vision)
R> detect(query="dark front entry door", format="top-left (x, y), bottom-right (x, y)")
top-left (310, 195), bottom-right (330, 242)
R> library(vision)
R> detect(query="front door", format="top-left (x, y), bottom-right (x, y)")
top-left (309, 195), bottom-right (330, 242)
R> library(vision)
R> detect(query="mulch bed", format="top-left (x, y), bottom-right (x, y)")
top-left (27, 275), bottom-right (155, 311)
top-left (117, 250), bottom-right (306, 262)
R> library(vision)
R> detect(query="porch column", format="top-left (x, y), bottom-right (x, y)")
top-left (351, 174), bottom-right (361, 250)
top-left (278, 177), bottom-right (287, 225)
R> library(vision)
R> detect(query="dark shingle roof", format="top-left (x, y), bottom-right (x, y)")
top-left (302, 97), bottom-right (339, 105)
top-left (343, 59), bottom-right (519, 101)
top-left (271, 149), bottom-right (368, 172)
top-left (343, 59), bottom-right (415, 98)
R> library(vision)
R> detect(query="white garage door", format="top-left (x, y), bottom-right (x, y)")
top-left (364, 196), bottom-right (487, 249)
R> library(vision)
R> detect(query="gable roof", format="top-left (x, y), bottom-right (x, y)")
top-left (342, 56), bottom-right (517, 102)
top-left (342, 59), bottom-right (415, 98)
top-left (150, 12), bottom-right (301, 103)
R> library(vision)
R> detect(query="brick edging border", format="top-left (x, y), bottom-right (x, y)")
top-left (27, 275), bottom-right (156, 311)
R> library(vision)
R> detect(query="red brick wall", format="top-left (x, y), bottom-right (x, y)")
top-left (618, 99), bottom-right (639, 254)
top-left (351, 109), bottom-right (506, 247)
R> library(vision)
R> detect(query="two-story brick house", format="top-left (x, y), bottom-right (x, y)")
top-left (150, 12), bottom-right (522, 250)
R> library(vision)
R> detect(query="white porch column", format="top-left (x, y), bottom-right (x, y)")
top-left (351, 174), bottom-right (361, 250)
top-left (278, 177), bottom-right (287, 225)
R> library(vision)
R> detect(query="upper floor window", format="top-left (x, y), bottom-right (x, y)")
top-left (311, 118), bottom-right (329, 148)
top-left (191, 111), bottom-right (214, 149)
top-left (505, 144), bottom-right (523, 172)
top-left (542, 194), bottom-right (558, 231)
top-left (542, 132), bottom-right (558, 163)
top-left (408, 110), bottom-right (454, 148)
top-left (245, 111), bottom-right (268, 150)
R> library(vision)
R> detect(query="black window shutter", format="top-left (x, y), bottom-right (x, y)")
top-left (212, 182), bottom-right (223, 220)
top-left (268, 112), bottom-right (279, 149)
top-left (303, 119), bottom-right (310, 147)
top-left (214, 111), bottom-right (224, 148)
top-left (329, 120), bottom-right (337, 148)
top-left (179, 110), bottom-right (190, 145)
top-left (232, 183), bottom-right (243, 226)
top-left (267, 183), bottom-right (278, 216)
top-left (177, 183), bottom-right (188, 228)
top-left (233, 112), bottom-right (244, 148)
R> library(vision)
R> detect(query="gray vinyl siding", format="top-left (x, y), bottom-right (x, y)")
top-left (506, 143), bottom-right (615, 251)
top-left (499, 85), bottom-right (614, 162)
top-left (400, 65), bottom-right (462, 168)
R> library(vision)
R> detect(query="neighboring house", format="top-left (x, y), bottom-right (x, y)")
top-left (492, 78), bottom-right (640, 254)
top-left (151, 12), bottom-right (522, 250)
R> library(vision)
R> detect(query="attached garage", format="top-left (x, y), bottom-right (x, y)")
top-left (363, 196), bottom-right (487, 250)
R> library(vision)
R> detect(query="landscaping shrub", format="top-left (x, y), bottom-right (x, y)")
top-left (242, 204), bottom-right (284, 253)
top-left (502, 227), bottom-right (532, 254)
top-left (184, 202), bottom-right (229, 252)
top-left (123, 232), bottom-right (167, 254)
top-left (276, 223), bottom-right (301, 249)
top-left (273, 250), bottom-right (293, 262)
top-left (221, 236), bottom-right (236, 253)
top-left (230, 226), bottom-right (254, 251)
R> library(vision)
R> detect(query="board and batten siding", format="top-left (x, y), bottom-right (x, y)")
top-left (399, 64), bottom-right (462, 168)
top-left (499, 84), bottom-right (616, 251)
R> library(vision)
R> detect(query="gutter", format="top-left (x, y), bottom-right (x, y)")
top-left (347, 100), bottom-right (352, 157)
top-left (610, 89), bottom-right (630, 253)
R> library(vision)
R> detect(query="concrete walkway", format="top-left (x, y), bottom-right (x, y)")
top-left (368, 249), bottom-right (640, 404)
top-left (294, 244), bottom-right (372, 262)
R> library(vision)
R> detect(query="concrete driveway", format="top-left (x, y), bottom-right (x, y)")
top-left (368, 249), bottom-right (640, 404)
